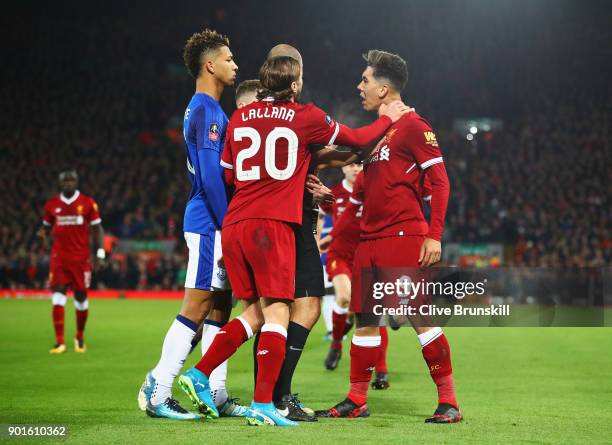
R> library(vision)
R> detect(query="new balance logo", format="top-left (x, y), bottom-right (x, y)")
top-left (365, 366), bottom-right (375, 372)
top-left (257, 349), bottom-right (269, 356)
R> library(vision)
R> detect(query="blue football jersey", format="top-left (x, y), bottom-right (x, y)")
top-left (182, 93), bottom-right (229, 233)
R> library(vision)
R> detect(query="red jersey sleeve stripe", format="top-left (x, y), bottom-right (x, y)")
top-left (327, 122), bottom-right (340, 145)
top-left (349, 196), bottom-right (363, 205)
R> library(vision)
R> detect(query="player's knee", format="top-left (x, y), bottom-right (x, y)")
top-left (291, 298), bottom-right (321, 328)
top-left (74, 291), bottom-right (87, 302)
top-left (336, 293), bottom-right (351, 308)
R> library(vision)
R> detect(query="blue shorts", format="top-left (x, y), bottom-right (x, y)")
top-left (184, 230), bottom-right (230, 291)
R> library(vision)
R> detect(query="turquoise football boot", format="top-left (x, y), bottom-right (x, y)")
top-left (146, 397), bottom-right (202, 420)
top-left (178, 368), bottom-right (219, 419)
top-left (246, 402), bottom-right (299, 427)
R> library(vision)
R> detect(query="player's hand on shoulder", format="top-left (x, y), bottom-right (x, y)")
top-left (379, 100), bottom-right (415, 123)
top-left (419, 238), bottom-right (442, 268)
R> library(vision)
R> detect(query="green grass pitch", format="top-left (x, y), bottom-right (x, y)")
top-left (1, 299), bottom-right (611, 444)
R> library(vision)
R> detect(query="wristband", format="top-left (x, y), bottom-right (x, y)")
top-left (96, 248), bottom-right (106, 260)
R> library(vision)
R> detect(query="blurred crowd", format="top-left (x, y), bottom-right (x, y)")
top-left (1, 1), bottom-right (609, 288)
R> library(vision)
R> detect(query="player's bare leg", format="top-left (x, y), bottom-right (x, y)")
top-left (73, 290), bottom-right (89, 353)
top-left (316, 322), bottom-right (380, 418)
top-left (50, 285), bottom-right (68, 354)
top-left (326, 274), bottom-right (351, 369)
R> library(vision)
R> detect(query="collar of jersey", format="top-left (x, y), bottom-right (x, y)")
top-left (342, 179), bottom-right (353, 193)
top-left (60, 190), bottom-right (80, 205)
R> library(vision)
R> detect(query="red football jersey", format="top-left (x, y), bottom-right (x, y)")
top-left (328, 171), bottom-right (364, 260)
top-left (357, 112), bottom-right (444, 239)
top-left (319, 179), bottom-right (354, 222)
top-left (221, 100), bottom-right (342, 226)
top-left (43, 191), bottom-right (101, 262)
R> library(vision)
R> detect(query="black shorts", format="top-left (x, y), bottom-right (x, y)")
top-left (294, 219), bottom-right (325, 298)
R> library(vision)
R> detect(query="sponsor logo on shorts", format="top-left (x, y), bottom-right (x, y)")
top-left (216, 267), bottom-right (227, 282)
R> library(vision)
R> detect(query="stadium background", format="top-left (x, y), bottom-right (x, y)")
top-left (1, 1), bottom-right (611, 443)
top-left (1, 0), bottom-right (610, 289)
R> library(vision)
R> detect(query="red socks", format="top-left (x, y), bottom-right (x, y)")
top-left (253, 325), bottom-right (287, 403)
top-left (331, 305), bottom-right (348, 350)
top-left (75, 310), bottom-right (88, 341)
top-left (420, 329), bottom-right (458, 408)
top-left (376, 326), bottom-right (389, 373)
top-left (347, 335), bottom-right (381, 406)
top-left (195, 318), bottom-right (250, 376)
top-left (52, 305), bottom-right (65, 345)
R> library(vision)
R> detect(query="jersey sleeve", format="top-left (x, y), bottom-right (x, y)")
top-left (88, 198), bottom-right (102, 225)
top-left (303, 104), bottom-right (341, 146)
top-left (405, 119), bottom-right (444, 170)
top-left (422, 174), bottom-right (432, 203)
top-left (193, 105), bottom-right (228, 229)
top-left (42, 200), bottom-right (54, 226)
top-left (193, 106), bottom-right (224, 153)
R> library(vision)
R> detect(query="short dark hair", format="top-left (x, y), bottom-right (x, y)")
top-left (363, 49), bottom-right (408, 91)
top-left (236, 79), bottom-right (261, 101)
top-left (183, 29), bottom-right (230, 78)
top-left (257, 56), bottom-right (301, 103)
top-left (59, 169), bottom-right (77, 181)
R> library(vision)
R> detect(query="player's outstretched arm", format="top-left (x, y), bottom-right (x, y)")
top-left (335, 100), bottom-right (413, 149)
top-left (312, 145), bottom-right (360, 169)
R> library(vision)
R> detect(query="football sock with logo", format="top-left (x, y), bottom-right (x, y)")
top-left (376, 326), bottom-right (389, 373)
top-left (331, 303), bottom-right (348, 350)
top-left (347, 335), bottom-right (381, 406)
top-left (151, 315), bottom-right (198, 405)
top-left (254, 324), bottom-right (287, 404)
top-left (51, 292), bottom-right (67, 345)
top-left (195, 317), bottom-right (252, 377)
top-left (273, 321), bottom-right (310, 402)
top-left (74, 299), bottom-right (89, 341)
top-left (200, 319), bottom-right (229, 406)
top-left (419, 327), bottom-right (457, 408)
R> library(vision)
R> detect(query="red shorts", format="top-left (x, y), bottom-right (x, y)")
top-left (49, 258), bottom-right (92, 292)
top-left (325, 252), bottom-right (353, 280)
top-left (222, 219), bottom-right (295, 300)
top-left (350, 235), bottom-right (424, 313)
